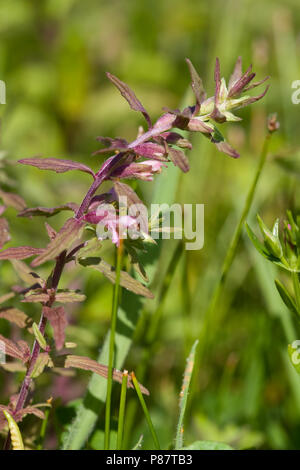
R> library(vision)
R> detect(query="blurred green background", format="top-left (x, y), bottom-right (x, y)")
top-left (1, 0), bottom-right (300, 450)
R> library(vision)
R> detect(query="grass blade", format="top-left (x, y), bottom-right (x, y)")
top-left (131, 372), bottom-right (160, 450)
top-left (175, 340), bottom-right (198, 450)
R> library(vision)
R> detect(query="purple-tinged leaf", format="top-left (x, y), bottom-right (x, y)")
top-left (185, 58), bottom-right (206, 113)
top-left (243, 75), bottom-right (269, 92)
top-left (79, 257), bottom-right (154, 299)
top-left (45, 222), bottom-right (57, 241)
top-left (63, 355), bottom-right (149, 395)
top-left (152, 113), bottom-right (176, 133)
top-left (43, 306), bottom-right (67, 350)
top-left (113, 181), bottom-right (144, 207)
top-left (228, 56), bottom-right (243, 90)
top-left (93, 137), bottom-right (129, 155)
top-left (228, 64), bottom-right (254, 97)
top-left (0, 217), bottom-right (10, 249)
top-left (133, 142), bottom-right (167, 161)
top-left (31, 218), bottom-right (84, 267)
top-left (0, 307), bottom-right (32, 329)
top-left (187, 119), bottom-right (213, 133)
top-left (18, 203), bottom-right (78, 218)
top-left (18, 158), bottom-right (95, 178)
top-left (54, 290), bottom-right (86, 303)
top-left (0, 334), bottom-right (30, 363)
top-left (0, 189), bottom-right (26, 211)
top-left (235, 85), bottom-right (270, 109)
top-left (0, 205), bottom-right (5, 216)
top-left (168, 148), bottom-right (190, 173)
top-left (214, 141), bottom-right (240, 159)
top-left (15, 406), bottom-right (46, 422)
top-left (106, 72), bottom-right (151, 128)
top-left (160, 132), bottom-right (192, 150)
top-left (0, 246), bottom-right (44, 260)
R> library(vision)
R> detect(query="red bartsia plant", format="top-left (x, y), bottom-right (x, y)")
top-left (0, 57), bottom-right (268, 445)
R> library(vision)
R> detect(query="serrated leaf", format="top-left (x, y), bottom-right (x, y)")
top-left (182, 440), bottom-right (233, 450)
top-left (18, 203), bottom-right (78, 218)
top-left (0, 334), bottom-right (30, 362)
top-left (168, 148), bottom-right (189, 173)
top-left (22, 291), bottom-right (50, 303)
top-left (106, 72), bottom-right (151, 127)
top-left (31, 218), bottom-right (84, 267)
top-left (43, 306), bottom-right (67, 350)
top-left (19, 158), bottom-right (95, 178)
top-left (62, 355), bottom-right (149, 395)
top-left (54, 290), bottom-right (86, 303)
top-left (32, 322), bottom-right (48, 350)
top-left (10, 259), bottom-right (43, 286)
top-left (2, 410), bottom-right (24, 450)
top-left (0, 246), bottom-right (44, 260)
top-left (275, 279), bottom-right (299, 317)
top-left (79, 257), bottom-right (154, 299)
top-left (0, 307), bottom-right (32, 329)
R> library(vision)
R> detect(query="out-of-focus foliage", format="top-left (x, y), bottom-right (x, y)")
top-left (0, 0), bottom-right (300, 450)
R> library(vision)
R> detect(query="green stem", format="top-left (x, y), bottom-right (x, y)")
top-left (116, 370), bottom-right (128, 450)
top-left (292, 271), bottom-right (300, 314)
top-left (131, 372), bottom-right (160, 450)
top-left (104, 241), bottom-right (123, 450)
top-left (36, 406), bottom-right (50, 450)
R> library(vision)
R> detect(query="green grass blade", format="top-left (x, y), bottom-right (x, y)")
top-left (116, 370), bottom-right (128, 450)
top-left (131, 372), bottom-right (160, 450)
top-left (175, 340), bottom-right (198, 450)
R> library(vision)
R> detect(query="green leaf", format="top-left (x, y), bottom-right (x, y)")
top-left (2, 410), bottom-right (24, 450)
top-left (30, 352), bottom-right (51, 378)
top-left (275, 279), bottom-right (299, 317)
top-left (257, 215), bottom-right (283, 259)
top-left (182, 440), bottom-right (234, 450)
top-left (55, 290), bottom-right (86, 303)
top-left (79, 257), bottom-right (154, 299)
top-left (32, 322), bottom-right (48, 350)
top-left (245, 222), bottom-right (271, 259)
